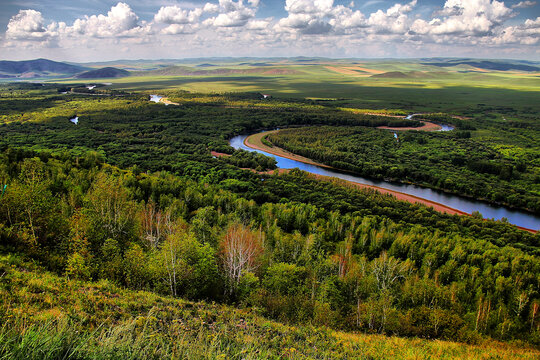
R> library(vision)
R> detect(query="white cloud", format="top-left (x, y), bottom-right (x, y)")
top-left (285, 0), bottom-right (335, 15)
top-left (366, 0), bottom-right (417, 34)
top-left (422, 0), bottom-right (512, 36)
top-left (154, 6), bottom-right (203, 24)
top-left (246, 19), bottom-right (271, 30)
top-left (512, 1), bottom-right (537, 9)
top-left (70, 2), bottom-right (147, 38)
top-left (2, 0), bottom-right (540, 60)
top-left (524, 16), bottom-right (540, 28)
top-left (278, 0), bottom-right (338, 34)
top-left (204, 0), bottom-right (258, 27)
top-left (161, 24), bottom-right (198, 35)
top-left (6, 9), bottom-right (56, 41)
top-left (203, 3), bottom-right (220, 13)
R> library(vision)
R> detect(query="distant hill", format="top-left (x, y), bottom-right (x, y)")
top-left (371, 71), bottom-right (410, 78)
top-left (422, 60), bottom-right (540, 72)
top-left (0, 58), bottom-right (87, 77)
top-left (139, 65), bottom-right (303, 76)
top-left (77, 67), bottom-right (130, 79)
top-left (371, 71), bottom-right (446, 79)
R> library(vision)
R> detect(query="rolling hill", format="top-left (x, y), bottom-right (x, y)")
top-left (76, 67), bottom-right (130, 79)
top-left (0, 58), bottom-right (87, 77)
top-left (137, 65), bottom-right (303, 76)
top-left (422, 59), bottom-right (540, 72)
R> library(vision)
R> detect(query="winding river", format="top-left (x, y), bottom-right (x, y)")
top-left (230, 133), bottom-right (540, 231)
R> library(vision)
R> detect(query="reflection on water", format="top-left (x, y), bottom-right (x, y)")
top-left (149, 95), bottom-right (163, 103)
top-left (230, 134), bottom-right (539, 230)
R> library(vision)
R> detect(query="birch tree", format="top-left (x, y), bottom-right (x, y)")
top-left (219, 223), bottom-right (263, 295)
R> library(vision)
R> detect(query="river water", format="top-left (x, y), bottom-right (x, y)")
top-left (230, 134), bottom-right (540, 230)
top-left (149, 95), bottom-right (163, 103)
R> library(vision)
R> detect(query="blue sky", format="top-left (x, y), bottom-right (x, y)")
top-left (1, 0), bottom-right (539, 61)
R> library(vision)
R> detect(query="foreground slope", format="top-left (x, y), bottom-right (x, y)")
top-left (1, 254), bottom-right (538, 360)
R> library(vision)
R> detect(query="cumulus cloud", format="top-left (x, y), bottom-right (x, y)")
top-left (366, 0), bottom-right (416, 34)
top-left (246, 19), bottom-right (272, 30)
top-left (161, 24), bottom-right (198, 35)
top-left (2, 0), bottom-right (540, 59)
top-left (419, 0), bottom-right (513, 37)
top-left (285, 0), bottom-right (334, 15)
top-left (6, 9), bottom-right (56, 41)
top-left (154, 6), bottom-right (203, 25)
top-left (204, 0), bottom-right (258, 27)
top-left (278, 0), bottom-right (338, 34)
top-left (71, 2), bottom-right (148, 37)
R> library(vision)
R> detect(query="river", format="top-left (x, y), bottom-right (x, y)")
top-left (230, 134), bottom-right (540, 230)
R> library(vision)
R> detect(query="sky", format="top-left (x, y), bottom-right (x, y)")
top-left (1, 0), bottom-right (539, 61)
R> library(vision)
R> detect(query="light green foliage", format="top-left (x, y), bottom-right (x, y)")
top-left (263, 262), bottom-right (307, 296)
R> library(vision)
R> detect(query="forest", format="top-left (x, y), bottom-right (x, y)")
top-left (0, 83), bottom-right (539, 356)
top-left (1, 147), bottom-right (539, 345)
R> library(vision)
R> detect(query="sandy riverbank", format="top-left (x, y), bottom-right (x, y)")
top-left (378, 121), bottom-right (442, 131)
top-left (160, 97), bottom-right (180, 106)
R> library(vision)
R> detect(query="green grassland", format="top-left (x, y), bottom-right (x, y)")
top-left (48, 60), bottom-right (540, 114)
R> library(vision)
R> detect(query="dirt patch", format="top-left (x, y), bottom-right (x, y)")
top-left (211, 151), bottom-right (231, 157)
top-left (245, 131), bottom-right (330, 168)
top-left (308, 173), bottom-right (469, 216)
top-left (344, 65), bottom-right (385, 74)
top-left (470, 67), bottom-right (490, 73)
top-left (324, 66), bottom-right (364, 76)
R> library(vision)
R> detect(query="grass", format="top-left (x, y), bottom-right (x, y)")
top-left (1, 252), bottom-right (538, 359)
top-left (47, 62), bottom-right (540, 114)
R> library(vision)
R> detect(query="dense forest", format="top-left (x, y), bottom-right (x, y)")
top-left (0, 84), bottom-right (539, 353)
top-left (0, 148), bottom-right (539, 345)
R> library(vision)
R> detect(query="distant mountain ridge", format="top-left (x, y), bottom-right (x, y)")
top-left (0, 58), bottom-right (87, 76)
top-left (138, 65), bottom-right (303, 76)
top-left (422, 60), bottom-right (540, 72)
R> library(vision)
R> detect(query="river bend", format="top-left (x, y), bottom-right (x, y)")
top-left (230, 133), bottom-right (539, 231)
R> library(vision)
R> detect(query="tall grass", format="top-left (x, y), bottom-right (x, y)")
top-left (2, 315), bottom-right (539, 360)
top-left (1, 254), bottom-right (539, 359)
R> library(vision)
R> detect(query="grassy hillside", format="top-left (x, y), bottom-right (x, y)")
top-left (76, 67), bottom-right (130, 79)
top-left (1, 253), bottom-right (538, 360)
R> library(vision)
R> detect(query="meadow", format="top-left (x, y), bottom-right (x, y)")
top-left (50, 60), bottom-right (540, 115)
